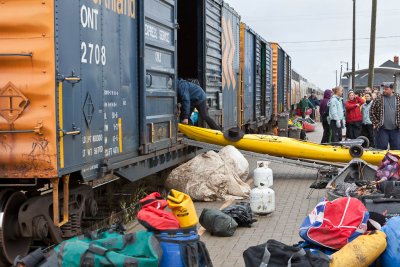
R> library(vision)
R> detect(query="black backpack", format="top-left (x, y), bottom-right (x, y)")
top-left (222, 202), bottom-right (256, 227)
top-left (199, 208), bottom-right (238, 237)
top-left (243, 239), bottom-right (330, 267)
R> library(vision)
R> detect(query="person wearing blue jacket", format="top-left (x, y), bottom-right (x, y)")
top-left (176, 79), bottom-right (221, 130)
top-left (328, 86), bottom-right (345, 142)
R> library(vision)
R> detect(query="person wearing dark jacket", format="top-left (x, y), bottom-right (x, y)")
top-left (319, 89), bottom-right (332, 143)
top-left (370, 83), bottom-right (400, 150)
top-left (308, 92), bottom-right (320, 120)
top-left (298, 96), bottom-right (315, 118)
top-left (345, 91), bottom-right (365, 139)
top-left (177, 79), bottom-right (221, 130)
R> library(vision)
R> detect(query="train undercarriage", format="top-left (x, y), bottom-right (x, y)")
top-left (0, 177), bottom-right (99, 265)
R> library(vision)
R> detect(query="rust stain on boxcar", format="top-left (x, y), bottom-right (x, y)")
top-left (0, 0), bottom-right (57, 178)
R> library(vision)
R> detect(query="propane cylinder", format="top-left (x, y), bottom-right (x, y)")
top-left (250, 187), bottom-right (275, 214)
top-left (253, 161), bottom-right (273, 188)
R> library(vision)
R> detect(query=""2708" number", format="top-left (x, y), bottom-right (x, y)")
top-left (81, 42), bottom-right (106, 66)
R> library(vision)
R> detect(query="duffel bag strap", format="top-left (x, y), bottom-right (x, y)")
top-left (80, 244), bottom-right (114, 267)
top-left (180, 240), bottom-right (213, 267)
top-left (80, 243), bottom-right (139, 267)
top-left (198, 241), bottom-right (213, 267)
top-left (259, 245), bottom-right (306, 267)
top-left (182, 243), bottom-right (198, 267)
top-left (287, 249), bottom-right (306, 267)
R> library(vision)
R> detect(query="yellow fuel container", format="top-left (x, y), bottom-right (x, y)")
top-left (330, 231), bottom-right (387, 267)
top-left (167, 189), bottom-right (198, 228)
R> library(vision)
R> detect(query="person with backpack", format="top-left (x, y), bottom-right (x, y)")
top-left (328, 86), bottom-right (345, 142)
top-left (361, 93), bottom-right (374, 147)
top-left (319, 89), bottom-right (332, 143)
top-left (345, 90), bottom-right (365, 139)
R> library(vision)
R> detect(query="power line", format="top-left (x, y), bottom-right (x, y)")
top-left (280, 35), bottom-right (400, 44)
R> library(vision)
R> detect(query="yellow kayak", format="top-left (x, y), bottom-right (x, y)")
top-left (179, 124), bottom-right (397, 166)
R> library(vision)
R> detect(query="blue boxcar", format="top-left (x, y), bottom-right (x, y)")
top-left (57, 0), bottom-right (197, 181)
top-left (240, 23), bottom-right (273, 132)
top-left (177, 0), bottom-right (240, 131)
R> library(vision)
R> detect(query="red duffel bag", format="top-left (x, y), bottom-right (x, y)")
top-left (137, 192), bottom-right (180, 231)
top-left (299, 197), bottom-right (369, 250)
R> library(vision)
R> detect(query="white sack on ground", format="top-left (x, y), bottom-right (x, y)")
top-left (218, 145), bottom-right (249, 181)
top-left (165, 150), bottom-right (251, 201)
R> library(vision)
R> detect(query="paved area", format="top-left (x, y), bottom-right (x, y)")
top-left (130, 122), bottom-right (328, 267)
top-left (196, 181), bottom-right (326, 267)
top-left (197, 123), bottom-right (327, 266)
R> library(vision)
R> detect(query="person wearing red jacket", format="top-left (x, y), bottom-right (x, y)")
top-left (345, 91), bottom-right (365, 139)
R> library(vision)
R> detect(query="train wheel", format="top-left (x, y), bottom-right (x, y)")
top-left (0, 191), bottom-right (31, 265)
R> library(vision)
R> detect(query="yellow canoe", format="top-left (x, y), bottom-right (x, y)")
top-left (178, 124), bottom-right (397, 166)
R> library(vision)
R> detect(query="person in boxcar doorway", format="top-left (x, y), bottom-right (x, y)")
top-left (299, 96), bottom-right (315, 119)
top-left (176, 79), bottom-right (221, 131)
top-left (345, 90), bottom-right (365, 139)
top-left (319, 89), bottom-right (332, 143)
top-left (328, 86), bottom-right (345, 142)
top-left (370, 83), bottom-right (400, 150)
top-left (308, 92), bottom-right (320, 120)
top-left (361, 93), bottom-right (374, 147)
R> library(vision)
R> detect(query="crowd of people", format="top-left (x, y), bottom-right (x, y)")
top-left (177, 78), bottom-right (400, 151)
top-left (317, 83), bottom-right (400, 150)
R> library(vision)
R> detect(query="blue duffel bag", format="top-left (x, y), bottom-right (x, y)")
top-left (380, 216), bottom-right (400, 267)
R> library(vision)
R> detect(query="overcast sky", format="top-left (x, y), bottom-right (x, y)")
top-left (224, 0), bottom-right (400, 90)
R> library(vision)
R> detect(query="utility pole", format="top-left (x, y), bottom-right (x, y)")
top-left (341, 61), bottom-right (349, 71)
top-left (368, 0), bottom-right (377, 88)
top-left (336, 70), bottom-right (338, 86)
top-left (339, 65), bottom-right (343, 85)
top-left (352, 0), bottom-right (356, 90)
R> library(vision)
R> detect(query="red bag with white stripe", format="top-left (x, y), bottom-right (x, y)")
top-left (299, 197), bottom-right (369, 250)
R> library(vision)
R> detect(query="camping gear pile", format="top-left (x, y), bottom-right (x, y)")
top-left (198, 158), bottom-right (269, 237)
top-left (243, 153), bottom-right (400, 267)
top-left (165, 145), bottom-right (250, 201)
top-left (326, 155), bottom-right (400, 219)
top-left (243, 196), bottom-right (400, 267)
top-left (15, 190), bottom-right (213, 267)
top-left (136, 190), bottom-right (212, 267)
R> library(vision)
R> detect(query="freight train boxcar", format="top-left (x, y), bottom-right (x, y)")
top-left (178, 0), bottom-right (240, 131)
top-left (0, 0), bottom-right (198, 264)
top-left (239, 23), bottom-right (273, 132)
top-left (271, 43), bottom-right (292, 118)
top-left (291, 70), bottom-right (301, 110)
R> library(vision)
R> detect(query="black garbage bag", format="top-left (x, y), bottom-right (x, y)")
top-left (222, 202), bottom-right (256, 227)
